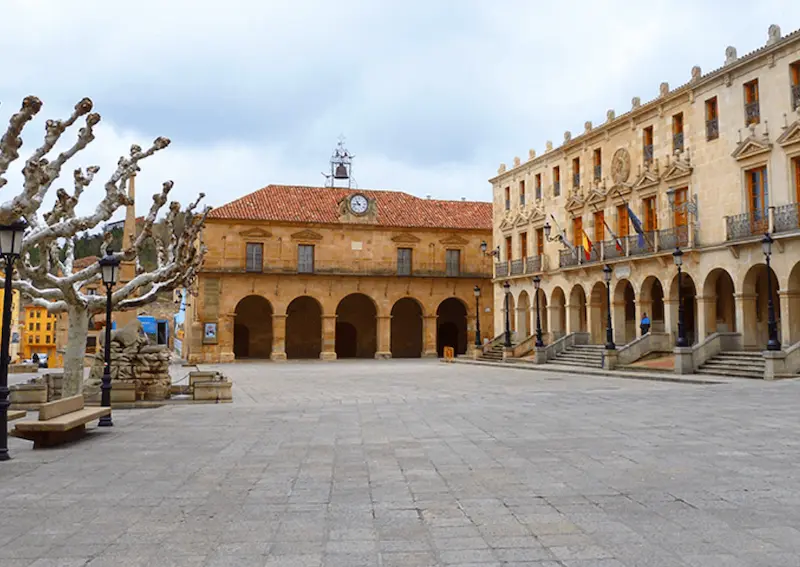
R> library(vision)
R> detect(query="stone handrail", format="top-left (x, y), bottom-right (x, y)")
top-left (512, 333), bottom-right (539, 358)
top-left (540, 331), bottom-right (590, 362)
top-left (481, 331), bottom-right (517, 355)
top-left (691, 332), bottom-right (742, 370)
top-left (782, 340), bottom-right (800, 374)
top-left (617, 332), bottom-right (670, 365)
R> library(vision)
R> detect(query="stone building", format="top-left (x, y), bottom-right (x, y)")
top-left (489, 25), bottom-right (800, 371)
top-left (19, 304), bottom-right (58, 366)
top-left (184, 183), bottom-right (493, 363)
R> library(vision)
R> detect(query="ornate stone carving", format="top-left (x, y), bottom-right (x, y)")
top-left (725, 46), bottom-right (737, 65)
top-left (606, 109), bottom-right (616, 122)
top-left (513, 156), bottom-right (521, 167)
top-left (391, 232), bottom-right (421, 243)
top-left (767, 24), bottom-right (781, 45)
top-left (528, 149), bottom-right (536, 160)
top-left (564, 131), bottom-right (572, 143)
top-left (238, 227), bottom-right (271, 239)
top-left (498, 163), bottom-right (506, 174)
top-left (291, 229), bottom-right (323, 241)
top-left (691, 66), bottom-right (702, 82)
top-left (659, 82), bottom-right (669, 97)
top-left (545, 140), bottom-right (553, 152)
top-left (584, 121), bottom-right (592, 133)
top-left (610, 148), bottom-right (631, 184)
top-left (631, 97), bottom-right (641, 109)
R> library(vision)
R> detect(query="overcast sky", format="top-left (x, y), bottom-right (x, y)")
top-left (2, 0), bottom-right (800, 223)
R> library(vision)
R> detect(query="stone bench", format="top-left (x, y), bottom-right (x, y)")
top-left (8, 410), bottom-right (27, 421)
top-left (9, 363), bottom-right (38, 374)
top-left (11, 395), bottom-right (111, 449)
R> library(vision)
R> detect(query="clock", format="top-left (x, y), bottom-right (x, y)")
top-left (349, 194), bottom-right (369, 215)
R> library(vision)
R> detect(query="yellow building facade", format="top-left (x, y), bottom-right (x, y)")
top-left (489, 25), bottom-right (800, 363)
top-left (185, 184), bottom-right (494, 363)
top-left (19, 304), bottom-right (59, 366)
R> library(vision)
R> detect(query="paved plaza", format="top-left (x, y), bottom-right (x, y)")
top-left (2, 361), bottom-right (800, 566)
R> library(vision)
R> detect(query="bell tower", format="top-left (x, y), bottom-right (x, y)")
top-left (322, 136), bottom-right (357, 188)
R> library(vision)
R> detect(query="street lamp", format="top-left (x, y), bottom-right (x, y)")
top-left (480, 240), bottom-right (500, 258)
top-left (503, 281), bottom-right (512, 348)
top-left (532, 275), bottom-right (544, 347)
top-left (473, 285), bottom-right (482, 348)
top-left (603, 264), bottom-right (615, 350)
top-left (665, 187), bottom-right (699, 223)
top-left (0, 219), bottom-right (27, 461)
top-left (543, 221), bottom-right (562, 242)
top-left (761, 233), bottom-right (781, 351)
top-left (673, 247), bottom-right (688, 347)
top-left (98, 249), bottom-right (121, 427)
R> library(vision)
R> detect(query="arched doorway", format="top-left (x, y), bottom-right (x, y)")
top-left (742, 264), bottom-right (780, 350)
top-left (613, 280), bottom-right (636, 345)
top-left (336, 293), bottom-right (377, 358)
top-left (286, 296), bottom-right (322, 359)
top-left (640, 276), bottom-right (665, 333)
top-left (233, 296), bottom-right (273, 359)
top-left (550, 287), bottom-right (566, 339)
top-left (517, 291), bottom-right (531, 338)
top-left (437, 298), bottom-right (467, 356)
top-left (588, 282), bottom-right (607, 344)
top-left (702, 269), bottom-right (736, 337)
top-left (669, 272), bottom-right (698, 346)
top-left (568, 284), bottom-right (588, 335)
top-left (391, 298), bottom-right (423, 358)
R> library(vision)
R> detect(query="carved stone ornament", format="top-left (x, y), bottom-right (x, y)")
top-left (607, 109), bottom-right (616, 122)
top-left (513, 156), bottom-right (521, 167)
top-left (498, 163), bottom-right (506, 174)
top-left (767, 24), bottom-right (781, 45)
top-left (631, 97), bottom-right (641, 109)
top-left (659, 82), bottom-right (669, 97)
top-left (528, 149), bottom-right (536, 160)
top-left (564, 131), bottom-right (572, 143)
top-left (725, 46), bottom-right (737, 65)
top-left (546, 140), bottom-right (553, 152)
top-left (610, 148), bottom-right (631, 184)
top-left (584, 121), bottom-right (592, 132)
top-left (691, 66), bottom-right (702, 82)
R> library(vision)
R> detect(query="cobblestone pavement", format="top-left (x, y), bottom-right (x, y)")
top-left (2, 360), bottom-right (800, 567)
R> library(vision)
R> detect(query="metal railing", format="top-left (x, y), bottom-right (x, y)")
top-left (510, 259), bottom-right (524, 276)
top-left (505, 199), bottom-right (510, 210)
top-left (603, 238), bottom-right (624, 260)
top-left (495, 261), bottom-right (508, 277)
top-left (745, 101), bottom-right (760, 125)
top-left (673, 132), bottom-right (684, 153)
top-left (659, 226), bottom-right (689, 249)
top-left (773, 203), bottom-right (800, 233)
top-left (725, 212), bottom-right (769, 241)
top-left (706, 118), bottom-right (719, 140)
top-left (210, 259), bottom-right (492, 278)
top-left (593, 164), bottom-right (602, 182)
top-left (559, 248), bottom-right (580, 268)
top-left (643, 144), bottom-right (654, 164)
top-left (793, 84), bottom-right (800, 111)
top-left (525, 255), bottom-right (541, 274)
top-left (553, 181), bottom-right (560, 196)
top-left (573, 173), bottom-right (580, 189)
top-left (520, 195), bottom-right (526, 206)
top-left (535, 186), bottom-right (542, 201)
top-left (627, 231), bottom-right (656, 256)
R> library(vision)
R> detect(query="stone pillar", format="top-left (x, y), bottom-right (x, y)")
top-left (674, 346), bottom-right (694, 374)
top-left (734, 293), bottom-right (756, 349)
top-left (320, 315), bottom-right (337, 361)
top-left (603, 348), bottom-right (617, 370)
top-left (376, 315), bottom-right (392, 359)
top-left (763, 350), bottom-right (787, 380)
top-left (587, 301), bottom-right (602, 344)
top-left (219, 312), bottom-right (236, 363)
top-left (664, 299), bottom-right (676, 345)
top-left (423, 315), bottom-right (438, 357)
top-left (695, 295), bottom-right (712, 341)
top-left (271, 314), bottom-right (287, 361)
top-left (612, 300), bottom-right (626, 345)
top-left (565, 303), bottom-right (578, 334)
top-left (778, 290), bottom-right (793, 345)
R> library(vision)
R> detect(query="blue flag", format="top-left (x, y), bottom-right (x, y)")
top-left (627, 204), bottom-right (646, 248)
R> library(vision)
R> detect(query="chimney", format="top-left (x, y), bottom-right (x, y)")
top-left (426, 194), bottom-right (431, 200)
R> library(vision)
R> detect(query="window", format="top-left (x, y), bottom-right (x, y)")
top-left (705, 96), bottom-right (719, 140)
top-left (45, 335), bottom-right (50, 344)
top-left (643, 126), bottom-right (654, 165)
top-left (445, 249), bottom-right (461, 277)
top-left (46, 323), bottom-right (51, 331)
top-left (505, 236), bottom-right (512, 261)
top-left (536, 228), bottom-right (544, 257)
top-left (245, 242), bottom-right (263, 273)
top-left (519, 180), bottom-right (526, 206)
top-left (672, 113), bottom-right (684, 153)
top-left (593, 149), bottom-right (602, 181)
top-left (746, 166), bottom-right (769, 230)
top-left (593, 211), bottom-right (605, 243)
top-left (617, 204), bottom-right (629, 237)
top-left (87, 288), bottom-right (96, 296)
top-left (35, 311), bottom-right (40, 319)
top-left (504, 186), bottom-right (510, 210)
top-left (397, 248), bottom-right (412, 276)
top-left (572, 157), bottom-right (580, 188)
top-left (553, 166), bottom-right (561, 196)
top-left (27, 335), bottom-right (32, 344)
top-left (297, 244), bottom-right (314, 274)
top-left (673, 187), bottom-right (688, 228)
top-left (520, 232), bottom-right (528, 258)
top-left (535, 174), bottom-right (542, 200)
top-left (794, 157), bottom-right (800, 203)
top-left (28, 323), bottom-right (33, 331)
top-left (792, 61), bottom-right (800, 111)
top-left (744, 79), bottom-right (760, 125)
top-left (35, 323), bottom-right (40, 331)
top-left (643, 197), bottom-right (657, 232)
top-left (572, 216), bottom-right (583, 246)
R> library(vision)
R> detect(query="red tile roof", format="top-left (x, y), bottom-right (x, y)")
top-left (208, 185), bottom-right (492, 231)
top-left (72, 256), bottom-right (99, 270)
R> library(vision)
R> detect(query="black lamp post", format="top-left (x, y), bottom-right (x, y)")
top-left (603, 264), bottom-right (615, 350)
top-left (503, 281), bottom-right (512, 348)
top-left (673, 247), bottom-right (688, 347)
top-left (0, 220), bottom-right (27, 461)
top-left (532, 275), bottom-right (544, 347)
top-left (473, 285), bottom-right (482, 348)
top-left (543, 221), bottom-right (562, 242)
top-left (98, 249), bottom-right (121, 427)
top-left (762, 233), bottom-right (781, 351)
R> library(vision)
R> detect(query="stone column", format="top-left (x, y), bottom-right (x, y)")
top-left (271, 314), bottom-right (287, 362)
top-left (423, 315), bottom-right (438, 357)
top-left (219, 312), bottom-right (236, 363)
top-left (565, 303), bottom-right (578, 335)
top-left (633, 299), bottom-right (642, 338)
top-left (663, 299), bottom-right (676, 345)
top-left (778, 290), bottom-right (793, 345)
top-left (613, 300), bottom-right (626, 345)
top-left (587, 301), bottom-right (602, 344)
top-left (320, 315), bottom-right (337, 361)
top-left (375, 315), bottom-right (392, 359)
top-left (734, 293), bottom-right (756, 349)
top-left (695, 295), bottom-right (712, 340)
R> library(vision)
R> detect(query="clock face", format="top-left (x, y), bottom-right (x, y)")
top-left (349, 194), bottom-right (369, 215)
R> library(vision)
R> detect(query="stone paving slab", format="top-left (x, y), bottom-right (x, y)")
top-left (2, 359), bottom-right (800, 566)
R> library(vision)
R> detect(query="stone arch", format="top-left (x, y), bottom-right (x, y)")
top-left (668, 271), bottom-right (698, 346)
top-left (550, 286), bottom-right (567, 339)
top-left (568, 284), bottom-right (588, 335)
top-left (588, 282), bottom-right (608, 344)
top-left (391, 297), bottom-right (423, 358)
top-left (787, 262), bottom-right (800, 344)
top-left (336, 293), bottom-right (377, 358)
top-left (742, 264), bottom-right (781, 349)
top-left (437, 297), bottom-right (468, 356)
top-left (517, 290), bottom-right (531, 338)
top-left (613, 279), bottom-right (636, 345)
top-left (701, 269), bottom-right (737, 337)
top-left (640, 276), bottom-right (665, 333)
top-left (285, 296), bottom-right (322, 359)
top-left (233, 295), bottom-right (273, 359)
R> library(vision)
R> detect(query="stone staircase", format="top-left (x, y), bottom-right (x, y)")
top-left (698, 351), bottom-right (766, 379)
top-left (549, 344), bottom-right (605, 369)
top-left (477, 343), bottom-right (505, 362)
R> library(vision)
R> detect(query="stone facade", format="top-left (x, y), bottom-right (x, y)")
top-left (185, 185), bottom-right (494, 363)
top-left (490, 25), bottom-right (800, 352)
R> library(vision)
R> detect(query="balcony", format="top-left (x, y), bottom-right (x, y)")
top-left (643, 144), bottom-right (654, 165)
top-left (593, 164), bottom-right (602, 182)
top-left (627, 232), bottom-right (656, 256)
top-left (603, 238), bottom-right (624, 260)
top-left (673, 132), bottom-right (684, 153)
top-left (572, 173), bottom-right (580, 189)
top-left (659, 226), bottom-right (689, 249)
top-left (495, 261), bottom-right (508, 277)
top-left (535, 187), bottom-right (542, 201)
top-left (706, 118), bottom-right (719, 140)
top-left (793, 84), bottom-right (800, 111)
top-left (525, 255), bottom-right (541, 274)
top-left (745, 101), bottom-right (760, 125)
top-left (773, 203), bottom-right (800, 233)
top-left (553, 181), bottom-right (560, 196)
top-left (208, 259), bottom-right (492, 278)
top-left (520, 195), bottom-right (526, 207)
top-left (559, 248), bottom-right (580, 268)
top-left (510, 259), bottom-right (524, 276)
top-left (505, 199), bottom-right (510, 211)
top-left (725, 212), bottom-right (769, 241)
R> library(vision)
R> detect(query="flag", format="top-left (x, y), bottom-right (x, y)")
top-left (602, 218), bottom-right (624, 252)
top-left (581, 229), bottom-right (593, 261)
top-left (550, 213), bottom-right (575, 254)
top-left (627, 204), bottom-right (646, 248)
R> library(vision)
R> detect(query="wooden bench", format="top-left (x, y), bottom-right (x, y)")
top-left (7, 410), bottom-right (27, 421)
top-left (10, 395), bottom-right (111, 449)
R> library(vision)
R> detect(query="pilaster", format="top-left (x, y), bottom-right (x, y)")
top-left (271, 314), bottom-right (287, 362)
top-left (423, 315), bottom-right (438, 357)
top-left (320, 315), bottom-right (337, 360)
top-left (375, 315), bottom-right (392, 359)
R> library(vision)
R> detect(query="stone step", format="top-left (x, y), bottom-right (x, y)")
top-left (715, 354), bottom-right (765, 362)
top-left (701, 363), bottom-right (765, 374)
top-left (697, 368), bottom-right (764, 379)
top-left (719, 351), bottom-right (764, 357)
top-left (554, 355), bottom-right (603, 365)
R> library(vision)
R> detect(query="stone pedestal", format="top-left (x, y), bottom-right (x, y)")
top-left (603, 348), bottom-right (618, 371)
top-left (673, 346), bottom-right (694, 375)
top-left (320, 351), bottom-right (337, 361)
top-left (532, 346), bottom-right (548, 365)
top-left (111, 382), bottom-right (137, 403)
top-left (9, 363), bottom-right (38, 374)
top-left (193, 381), bottom-right (232, 402)
top-left (763, 350), bottom-right (786, 380)
top-left (45, 373), bottom-right (63, 401)
top-left (502, 347), bottom-right (513, 361)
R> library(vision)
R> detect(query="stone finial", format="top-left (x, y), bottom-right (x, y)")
top-left (498, 163), bottom-right (506, 174)
top-left (606, 109), bottom-right (615, 122)
top-left (528, 149), bottom-right (536, 160)
top-left (513, 156), bottom-right (521, 168)
top-left (584, 121), bottom-right (592, 133)
top-left (725, 46), bottom-right (737, 65)
top-left (545, 140), bottom-right (553, 152)
top-left (691, 66), bottom-right (702, 82)
top-left (564, 131), bottom-right (572, 143)
top-left (659, 82), bottom-right (669, 97)
top-left (631, 97), bottom-right (641, 109)
top-left (767, 24), bottom-right (781, 45)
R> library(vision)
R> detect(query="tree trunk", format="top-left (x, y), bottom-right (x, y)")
top-left (62, 305), bottom-right (90, 397)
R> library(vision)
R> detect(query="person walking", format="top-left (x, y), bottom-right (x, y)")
top-left (640, 313), bottom-right (651, 336)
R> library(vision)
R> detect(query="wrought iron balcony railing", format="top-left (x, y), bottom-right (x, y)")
top-left (520, 195), bottom-right (526, 206)
top-left (673, 132), bottom-right (684, 153)
top-left (706, 118), bottom-right (719, 140)
top-left (553, 181), bottom-right (560, 196)
top-left (745, 101), bottom-right (760, 125)
top-left (559, 248), bottom-right (580, 268)
top-left (510, 259), bottom-right (524, 276)
top-left (792, 84), bottom-right (800, 111)
top-left (658, 226), bottom-right (689, 249)
top-left (505, 199), bottom-right (510, 211)
top-left (208, 259), bottom-right (492, 278)
top-left (535, 186), bottom-right (542, 201)
top-left (773, 203), bottom-right (800, 233)
top-left (725, 211), bottom-right (769, 241)
top-left (573, 173), bottom-right (580, 189)
top-left (603, 238), bottom-right (625, 260)
top-left (643, 144), bottom-right (654, 165)
top-left (593, 164), bottom-right (602, 182)
top-left (627, 231), bottom-right (656, 256)
top-left (495, 261), bottom-right (508, 277)
top-left (525, 255), bottom-right (541, 274)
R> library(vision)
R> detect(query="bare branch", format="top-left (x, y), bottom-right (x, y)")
top-left (0, 96), bottom-right (42, 187)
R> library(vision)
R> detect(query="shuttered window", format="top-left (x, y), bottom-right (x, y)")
top-left (298, 244), bottom-right (314, 273)
top-left (245, 243), bottom-right (263, 272)
top-left (445, 249), bottom-right (461, 277)
top-left (397, 248), bottom-right (412, 275)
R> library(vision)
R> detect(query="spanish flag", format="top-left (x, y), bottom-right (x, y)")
top-left (581, 229), bottom-right (593, 261)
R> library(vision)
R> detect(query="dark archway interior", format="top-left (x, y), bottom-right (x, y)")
top-left (233, 296), bottom-right (273, 358)
top-left (286, 296), bottom-right (322, 359)
top-left (651, 280), bottom-right (665, 324)
top-left (233, 324), bottom-right (249, 358)
top-left (335, 322), bottom-right (358, 358)
top-left (336, 294), bottom-right (377, 358)
top-left (437, 298), bottom-right (467, 356)
top-left (391, 298), bottom-right (423, 358)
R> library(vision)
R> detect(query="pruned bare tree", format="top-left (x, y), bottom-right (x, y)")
top-left (0, 96), bottom-right (209, 396)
